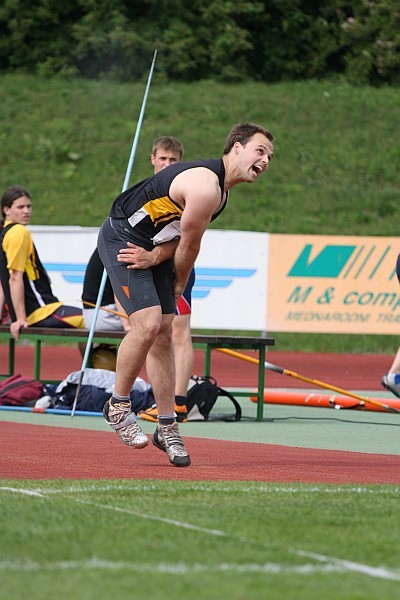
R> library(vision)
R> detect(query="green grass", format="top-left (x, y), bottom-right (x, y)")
top-left (1, 480), bottom-right (399, 599)
top-left (266, 332), bottom-right (400, 355)
top-left (1, 73), bottom-right (399, 354)
top-left (1, 74), bottom-right (399, 235)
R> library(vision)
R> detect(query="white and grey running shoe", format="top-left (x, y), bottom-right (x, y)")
top-left (103, 399), bottom-right (148, 448)
top-left (153, 422), bottom-right (191, 467)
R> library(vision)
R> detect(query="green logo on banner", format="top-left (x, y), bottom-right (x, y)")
top-left (288, 245), bottom-right (356, 278)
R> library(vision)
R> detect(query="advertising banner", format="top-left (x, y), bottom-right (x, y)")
top-left (267, 234), bottom-right (400, 334)
top-left (28, 227), bottom-right (400, 335)
top-left (191, 229), bottom-right (268, 331)
top-left (29, 227), bottom-right (269, 332)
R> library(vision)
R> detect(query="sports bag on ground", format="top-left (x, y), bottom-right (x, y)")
top-left (0, 374), bottom-right (44, 406)
top-left (186, 375), bottom-right (241, 422)
top-left (47, 382), bottom-right (154, 414)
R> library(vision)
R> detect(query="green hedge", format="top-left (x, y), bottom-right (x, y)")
top-left (1, 0), bottom-right (399, 84)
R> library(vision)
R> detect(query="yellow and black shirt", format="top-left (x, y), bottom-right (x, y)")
top-left (0, 222), bottom-right (61, 324)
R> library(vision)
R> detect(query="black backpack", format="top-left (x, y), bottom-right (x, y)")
top-left (186, 375), bottom-right (241, 422)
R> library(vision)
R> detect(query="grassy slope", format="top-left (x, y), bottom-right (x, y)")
top-left (1, 73), bottom-right (399, 354)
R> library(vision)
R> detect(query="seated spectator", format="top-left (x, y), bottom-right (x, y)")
top-left (0, 185), bottom-right (84, 340)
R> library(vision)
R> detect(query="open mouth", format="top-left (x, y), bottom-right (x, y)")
top-left (251, 164), bottom-right (263, 176)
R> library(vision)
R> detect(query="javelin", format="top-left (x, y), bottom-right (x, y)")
top-left (71, 49), bottom-right (158, 417)
top-left (216, 347), bottom-right (400, 414)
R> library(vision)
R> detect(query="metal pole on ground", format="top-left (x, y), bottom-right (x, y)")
top-left (71, 49), bottom-right (158, 417)
top-left (216, 347), bottom-right (400, 415)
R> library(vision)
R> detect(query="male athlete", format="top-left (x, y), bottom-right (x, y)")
top-left (98, 122), bottom-right (274, 467)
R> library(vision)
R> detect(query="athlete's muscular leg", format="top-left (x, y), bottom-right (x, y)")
top-left (146, 313), bottom-right (175, 415)
top-left (114, 305), bottom-right (162, 397)
top-left (172, 314), bottom-right (194, 396)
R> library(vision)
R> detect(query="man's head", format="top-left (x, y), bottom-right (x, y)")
top-left (151, 136), bottom-right (184, 174)
top-left (223, 123), bottom-right (274, 185)
top-left (223, 123), bottom-right (273, 154)
top-left (1, 186), bottom-right (32, 228)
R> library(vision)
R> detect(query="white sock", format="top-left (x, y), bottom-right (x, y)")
top-left (112, 393), bottom-right (130, 403)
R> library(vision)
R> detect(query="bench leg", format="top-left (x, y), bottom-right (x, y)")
top-left (9, 337), bottom-right (15, 377)
top-left (34, 340), bottom-right (42, 380)
top-left (256, 346), bottom-right (266, 421)
top-left (203, 345), bottom-right (211, 377)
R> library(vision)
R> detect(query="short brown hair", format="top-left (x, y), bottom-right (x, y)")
top-left (223, 123), bottom-right (273, 155)
top-left (152, 136), bottom-right (184, 160)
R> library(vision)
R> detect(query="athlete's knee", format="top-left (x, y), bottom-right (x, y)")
top-left (155, 314), bottom-right (174, 340)
top-left (129, 307), bottom-right (163, 342)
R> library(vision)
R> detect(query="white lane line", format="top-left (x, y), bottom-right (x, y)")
top-left (0, 486), bottom-right (46, 497)
top-left (0, 558), bottom-right (355, 575)
top-left (74, 498), bottom-right (226, 536)
top-left (296, 550), bottom-right (400, 582)
top-left (11, 484), bottom-right (399, 496)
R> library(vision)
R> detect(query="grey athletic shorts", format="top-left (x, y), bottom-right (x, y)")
top-left (97, 217), bottom-right (175, 316)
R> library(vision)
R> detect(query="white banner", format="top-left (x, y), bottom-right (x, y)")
top-left (191, 229), bottom-right (268, 330)
top-left (29, 226), bottom-right (269, 331)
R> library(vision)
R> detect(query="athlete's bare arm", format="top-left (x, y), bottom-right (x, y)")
top-left (170, 168), bottom-right (222, 299)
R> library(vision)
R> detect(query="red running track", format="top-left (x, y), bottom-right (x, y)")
top-left (2, 422), bottom-right (400, 484)
top-left (1, 347), bottom-right (398, 484)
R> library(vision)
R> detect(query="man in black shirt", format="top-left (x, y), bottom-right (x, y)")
top-left (98, 123), bottom-right (274, 468)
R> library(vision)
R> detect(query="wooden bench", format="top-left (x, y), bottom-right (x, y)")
top-left (0, 325), bottom-right (275, 421)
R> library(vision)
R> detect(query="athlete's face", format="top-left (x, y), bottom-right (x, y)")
top-left (235, 133), bottom-right (274, 183)
top-left (4, 195), bottom-right (32, 225)
top-left (151, 148), bottom-right (181, 174)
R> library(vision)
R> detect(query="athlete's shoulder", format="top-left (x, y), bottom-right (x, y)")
top-left (173, 157), bottom-right (221, 172)
top-left (4, 223), bottom-right (31, 241)
top-left (155, 158), bottom-right (222, 180)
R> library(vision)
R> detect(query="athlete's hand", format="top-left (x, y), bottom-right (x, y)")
top-left (10, 319), bottom-right (28, 341)
top-left (117, 243), bottom-right (161, 269)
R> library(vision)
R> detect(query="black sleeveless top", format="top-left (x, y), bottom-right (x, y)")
top-left (108, 158), bottom-right (229, 249)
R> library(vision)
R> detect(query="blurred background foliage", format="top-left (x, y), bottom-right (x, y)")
top-left (1, 0), bottom-right (399, 85)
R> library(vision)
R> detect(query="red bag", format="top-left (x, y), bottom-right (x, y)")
top-left (0, 374), bottom-right (44, 406)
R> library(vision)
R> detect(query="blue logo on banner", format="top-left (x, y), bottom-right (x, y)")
top-left (43, 263), bottom-right (256, 299)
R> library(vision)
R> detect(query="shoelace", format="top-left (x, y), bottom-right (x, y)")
top-left (162, 428), bottom-right (187, 455)
top-left (108, 402), bottom-right (131, 424)
top-left (164, 433), bottom-right (184, 446)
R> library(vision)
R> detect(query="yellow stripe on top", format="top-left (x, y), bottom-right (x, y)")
top-left (144, 196), bottom-right (183, 226)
